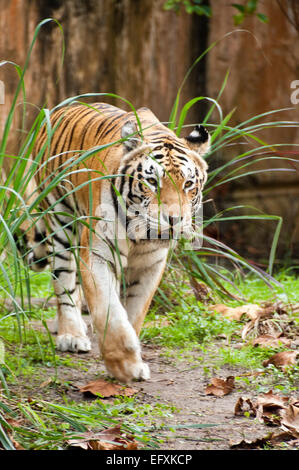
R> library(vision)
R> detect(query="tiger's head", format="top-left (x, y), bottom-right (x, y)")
top-left (114, 115), bottom-right (210, 242)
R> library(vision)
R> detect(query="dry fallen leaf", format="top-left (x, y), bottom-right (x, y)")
top-left (209, 304), bottom-right (245, 321)
top-left (68, 425), bottom-right (138, 450)
top-left (230, 434), bottom-right (273, 449)
top-left (281, 401), bottom-right (299, 437)
top-left (78, 379), bottom-right (138, 398)
top-left (234, 397), bottom-right (256, 417)
top-left (205, 376), bottom-right (235, 397)
top-left (252, 334), bottom-right (291, 348)
top-left (234, 391), bottom-right (299, 432)
top-left (262, 351), bottom-right (298, 370)
top-left (210, 302), bottom-right (292, 343)
top-left (230, 431), bottom-right (297, 449)
top-left (256, 390), bottom-right (289, 425)
top-left (210, 303), bottom-right (270, 321)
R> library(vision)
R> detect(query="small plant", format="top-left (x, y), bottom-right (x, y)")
top-left (163, 0), bottom-right (268, 24)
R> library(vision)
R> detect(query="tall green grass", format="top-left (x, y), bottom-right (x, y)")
top-left (0, 18), bottom-right (298, 449)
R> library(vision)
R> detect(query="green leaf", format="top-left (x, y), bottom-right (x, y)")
top-left (193, 5), bottom-right (211, 17)
top-left (231, 4), bottom-right (245, 13)
top-left (233, 13), bottom-right (245, 25)
top-left (163, 0), bottom-right (181, 12)
top-left (257, 13), bottom-right (269, 23)
top-left (247, 0), bottom-right (258, 14)
top-left (185, 4), bottom-right (194, 14)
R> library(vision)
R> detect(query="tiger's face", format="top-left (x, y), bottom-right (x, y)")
top-left (116, 121), bottom-right (210, 242)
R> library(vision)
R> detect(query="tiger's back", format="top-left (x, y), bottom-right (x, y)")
top-left (34, 103), bottom-right (170, 215)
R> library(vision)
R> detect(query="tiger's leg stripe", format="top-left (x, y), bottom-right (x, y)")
top-left (57, 286), bottom-right (76, 296)
top-left (24, 218), bottom-right (49, 272)
top-left (52, 233), bottom-right (71, 250)
top-left (52, 214), bottom-right (75, 234)
top-left (53, 268), bottom-right (74, 278)
top-left (92, 251), bottom-right (109, 264)
top-left (54, 251), bottom-right (71, 261)
top-left (43, 193), bottom-right (75, 218)
top-left (55, 196), bottom-right (79, 220)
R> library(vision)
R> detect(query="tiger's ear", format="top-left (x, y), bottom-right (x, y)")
top-left (121, 121), bottom-right (142, 152)
top-left (185, 125), bottom-right (211, 157)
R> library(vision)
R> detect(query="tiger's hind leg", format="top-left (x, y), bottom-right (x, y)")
top-left (50, 227), bottom-right (91, 353)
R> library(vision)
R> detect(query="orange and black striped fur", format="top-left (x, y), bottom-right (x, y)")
top-left (29, 102), bottom-right (210, 382)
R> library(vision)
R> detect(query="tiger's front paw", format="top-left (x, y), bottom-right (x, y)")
top-left (104, 354), bottom-right (150, 383)
top-left (57, 333), bottom-right (91, 353)
top-left (130, 360), bottom-right (150, 381)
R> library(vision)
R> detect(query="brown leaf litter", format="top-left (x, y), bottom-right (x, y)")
top-left (210, 300), bottom-right (299, 345)
top-left (210, 303), bottom-right (266, 321)
top-left (252, 334), bottom-right (291, 348)
top-left (234, 391), bottom-right (299, 432)
top-left (67, 425), bottom-right (138, 450)
top-left (232, 391), bottom-right (299, 449)
top-left (204, 376), bottom-right (235, 397)
top-left (78, 379), bottom-right (139, 398)
top-left (262, 350), bottom-right (298, 370)
top-left (230, 431), bottom-right (298, 449)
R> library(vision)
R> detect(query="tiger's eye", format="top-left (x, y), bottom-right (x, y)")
top-left (147, 178), bottom-right (157, 186)
top-left (184, 180), bottom-right (193, 189)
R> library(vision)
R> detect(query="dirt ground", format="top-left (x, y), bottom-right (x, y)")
top-left (128, 345), bottom-right (270, 450)
top-left (19, 318), bottom-right (289, 451)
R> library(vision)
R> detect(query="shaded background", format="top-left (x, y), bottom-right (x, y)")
top-left (0, 0), bottom-right (298, 265)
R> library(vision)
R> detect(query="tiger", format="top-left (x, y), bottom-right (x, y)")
top-left (28, 102), bottom-right (210, 383)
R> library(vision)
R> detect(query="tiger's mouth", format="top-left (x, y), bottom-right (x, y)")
top-left (125, 204), bottom-right (194, 241)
